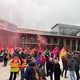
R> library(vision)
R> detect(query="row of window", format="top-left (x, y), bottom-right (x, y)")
top-left (22, 35), bottom-right (80, 50)
top-left (22, 36), bottom-right (80, 45)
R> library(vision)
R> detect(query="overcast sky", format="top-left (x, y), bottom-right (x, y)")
top-left (0, 0), bottom-right (80, 31)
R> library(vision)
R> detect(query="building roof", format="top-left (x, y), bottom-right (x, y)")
top-left (51, 23), bottom-right (80, 29)
top-left (0, 19), bottom-right (58, 35)
top-left (0, 19), bottom-right (17, 32)
top-left (0, 20), bottom-right (80, 38)
top-left (17, 28), bottom-right (58, 35)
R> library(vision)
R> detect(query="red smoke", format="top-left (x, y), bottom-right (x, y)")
top-left (37, 34), bottom-right (47, 52)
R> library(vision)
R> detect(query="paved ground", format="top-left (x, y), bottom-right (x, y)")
top-left (0, 60), bottom-right (70, 80)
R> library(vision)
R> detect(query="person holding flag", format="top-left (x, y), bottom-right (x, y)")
top-left (59, 47), bottom-right (68, 78)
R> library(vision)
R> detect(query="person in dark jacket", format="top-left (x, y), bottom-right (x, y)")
top-left (25, 61), bottom-right (35, 80)
top-left (54, 59), bottom-right (61, 80)
top-left (49, 58), bottom-right (54, 80)
top-left (19, 49), bottom-right (25, 59)
top-left (3, 50), bottom-right (8, 66)
top-left (45, 51), bottom-right (50, 76)
top-left (25, 61), bottom-right (42, 80)
top-left (75, 54), bottom-right (79, 80)
top-left (68, 53), bottom-right (77, 80)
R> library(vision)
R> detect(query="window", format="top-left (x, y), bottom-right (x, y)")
top-left (46, 37), bottom-right (50, 44)
top-left (53, 38), bottom-right (57, 44)
top-left (72, 39), bottom-right (76, 51)
top-left (22, 34), bottom-right (26, 43)
top-left (59, 39), bottom-right (63, 50)
top-left (30, 37), bottom-right (35, 43)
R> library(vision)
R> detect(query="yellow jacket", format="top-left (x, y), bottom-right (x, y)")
top-left (10, 57), bottom-right (21, 72)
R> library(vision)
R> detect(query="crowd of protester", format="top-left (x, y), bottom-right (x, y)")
top-left (0, 48), bottom-right (80, 80)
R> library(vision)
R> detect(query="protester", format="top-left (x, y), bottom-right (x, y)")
top-left (68, 53), bottom-right (77, 80)
top-left (25, 50), bottom-right (30, 64)
top-left (0, 50), bottom-right (4, 62)
top-left (3, 49), bottom-right (9, 66)
top-left (40, 54), bottom-right (46, 80)
top-left (9, 53), bottom-right (20, 80)
top-left (19, 49), bottom-right (25, 59)
top-left (20, 58), bottom-right (26, 80)
top-left (49, 57), bottom-right (54, 80)
top-left (54, 58), bottom-right (61, 80)
top-left (75, 53), bottom-right (79, 80)
top-left (1, 46), bottom-right (80, 80)
top-left (62, 55), bottom-right (68, 78)
top-left (45, 51), bottom-right (50, 76)
top-left (25, 61), bottom-right (42, 80)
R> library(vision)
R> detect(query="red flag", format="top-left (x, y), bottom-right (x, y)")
top-left (52, 46), bottom-right (58, 59)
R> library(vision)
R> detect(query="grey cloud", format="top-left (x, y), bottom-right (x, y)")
top-left (0, 0), bottom-right (80, 31)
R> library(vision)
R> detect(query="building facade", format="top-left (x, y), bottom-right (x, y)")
top-left (51, 23), bottom-right (80, 36)
top-left (0, 20), bottom-right (80, 51)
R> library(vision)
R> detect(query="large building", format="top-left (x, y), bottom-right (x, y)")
top-left (51, 23), bottom-right (80, 36)
top-left (0, 20), bottom-right (80, 51)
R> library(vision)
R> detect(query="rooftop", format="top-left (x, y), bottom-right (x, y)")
top-left (51, 23), bottom-right (80, 29)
